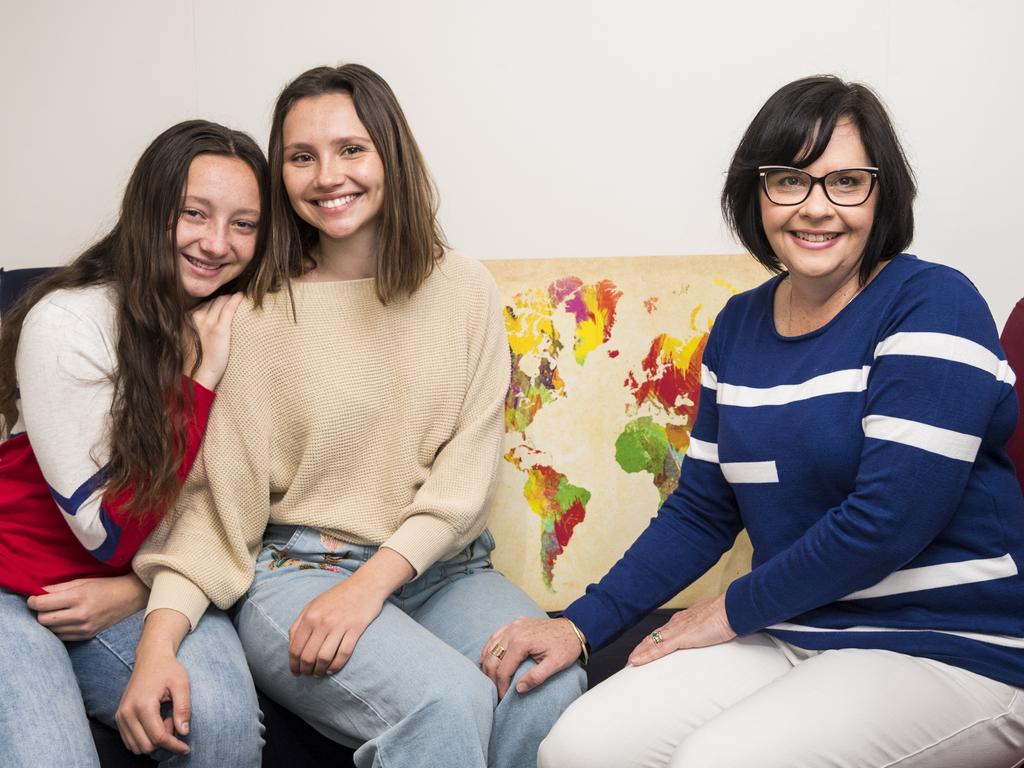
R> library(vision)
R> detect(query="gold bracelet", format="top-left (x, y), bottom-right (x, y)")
top-left (564, 617), bottom-right (589, 666)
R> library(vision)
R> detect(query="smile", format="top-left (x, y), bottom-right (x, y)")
top-left (183, 254), bottom-right (226, 272)
top-left (793, 232), bottom-right (840, 243)
top-left (316, 194), bottom-right (359, 209)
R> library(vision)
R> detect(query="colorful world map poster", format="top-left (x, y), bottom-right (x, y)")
top-left (484, 254), bottom-right (770, 611)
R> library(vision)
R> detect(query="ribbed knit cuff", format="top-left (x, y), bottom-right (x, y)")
top-left (723, 573), bottom-right (763, 636)
top-left (382, 514), bottom-right (463, 576)
top-left (147, 568), bottom-right (211, 632)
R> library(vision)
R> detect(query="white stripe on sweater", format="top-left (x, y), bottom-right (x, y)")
top-left (862, 414), bottom-right (981, 462)
top-left (685, 439), bottom-right (778, 483)
top-left (840, 554), bottom-right (1019, 601)
top-left (716, 367), bottom-right (870, 408)
top-left (768, 622), bottom-right (1024, 650)
top-left (875, 332), bottom-right (1016, 386)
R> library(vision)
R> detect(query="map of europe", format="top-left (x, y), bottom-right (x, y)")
top-left (485, 255), bottom-right (766, 610)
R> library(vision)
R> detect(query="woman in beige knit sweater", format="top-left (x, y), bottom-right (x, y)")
top-left (117, 63), bottom-right (585, 768)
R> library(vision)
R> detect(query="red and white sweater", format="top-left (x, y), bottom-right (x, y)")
top-left (0, 285), bottom-right (212, 596)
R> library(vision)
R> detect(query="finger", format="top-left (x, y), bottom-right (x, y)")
top-left (40, 579), bottom-right (86, 593)
top-left (217, 292), bottom-right (244, 325)
top-left (479, 626), bottom-right (509, 666)
top-left (27, 590), bottom-right (77, 612)
top-left (313, 631), bottom-right (344, 678)
top-left (298, 629), bottom-right (330, 677)
top-left (168, 675), bottom-right (192, 738)
top-left (288, 617), bottom-right (313, 675)
top-left (326, 630), bottom-right (360, 676)
top-left (628, 628), bottom-right (675, 666)
top-left (121, 709), bottom-right (158, 755)
top-left (494, 649), bottom-right (524, 700)
top-left (140, 699), bottom-right (189, 755)
top-left (515, 655), bottom-right (563, 694)
top-left (34, 607), bottom-right (80, 629)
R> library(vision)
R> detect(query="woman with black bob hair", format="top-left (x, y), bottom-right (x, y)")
top-left (0, 120), bottom-right (267, 765)
top-left (486, 75), bottom-right (1024, 767)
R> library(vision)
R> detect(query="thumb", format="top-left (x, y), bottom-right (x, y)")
top-left (515, 657), bottom-right (559, 694)
top-left (168, 675), bottom-right (192, 735)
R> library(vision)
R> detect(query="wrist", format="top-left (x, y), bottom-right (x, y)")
top-left (562, 617), bottom-right (589, 666)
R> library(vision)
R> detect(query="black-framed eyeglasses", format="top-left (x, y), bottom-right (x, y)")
top-left (758, 166), bottom-right (879, 206)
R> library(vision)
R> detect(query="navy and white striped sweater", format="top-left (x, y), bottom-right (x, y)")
top-left (565, 254), bottom-right (1024, 686)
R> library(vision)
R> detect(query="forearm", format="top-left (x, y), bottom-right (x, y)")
top-left (349, 547), bottom-right (415, 598)
top-left (137, 608), bottom-right (191, 657)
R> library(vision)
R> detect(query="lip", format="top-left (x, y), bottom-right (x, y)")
top-left (787, 230), bottom-right (843, 250)
top-left (311, 191), bottom-right (362, 214)
top-left (181, 253), bottom-right (229, 275)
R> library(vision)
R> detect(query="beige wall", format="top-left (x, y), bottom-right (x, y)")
top-left (3, 0), bottom-right (1021, 325)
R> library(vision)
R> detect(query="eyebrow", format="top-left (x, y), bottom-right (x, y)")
top-left (184, 196), bottom-right (260, 218)
top-left (283, 136), bottom-right (373, 152)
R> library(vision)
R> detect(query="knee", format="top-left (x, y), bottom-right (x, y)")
top-left (186, 676), bottom-right (264, 763)
top-left (509, 662), bottom-right (587, 736)
top-left (668, 726), bottom-right (746, 768)
top-left (536, 692), bottom-right (618, 768)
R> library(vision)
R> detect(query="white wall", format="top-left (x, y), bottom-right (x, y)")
top-left (3, 0), bottom-right (1021, 325)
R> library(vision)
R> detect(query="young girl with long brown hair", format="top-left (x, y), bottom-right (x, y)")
top-left (0, 120), bottom-right (270, 767)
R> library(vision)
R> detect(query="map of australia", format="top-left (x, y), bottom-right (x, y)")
top-left (486, 255), bottom-right (767, 611)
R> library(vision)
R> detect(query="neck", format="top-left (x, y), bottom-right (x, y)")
top-left (778, 264), bottom-right (873, 337)
top-left (307, 228), bottom-right (378, 282)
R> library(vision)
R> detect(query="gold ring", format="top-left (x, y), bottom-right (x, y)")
top-left (490, 643), bottom-right (507, 660)
top-left (650, 630), bottom-right (664, 645)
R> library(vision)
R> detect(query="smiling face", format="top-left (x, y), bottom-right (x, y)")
top-left (760, 119), bottom-right (877, 287)
top-left (175, 154), bottom-right (261, 300)
top-left (281, 92), bottom-right (386, 250)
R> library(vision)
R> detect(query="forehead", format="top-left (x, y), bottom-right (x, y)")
top-left (185, 155), bottom-right (260, 206)
top-left (283, 92), bottom-right (370, 141)
top-left (798, 119), bottom-right (872, 170)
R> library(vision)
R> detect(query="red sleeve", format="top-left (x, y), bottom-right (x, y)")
top-left (1000, 299), bottom-right (1024, 495)
top-left (102, 378), bottom-right (216, 566)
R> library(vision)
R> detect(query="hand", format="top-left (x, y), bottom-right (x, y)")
top-left (288, 547), bottom-right (414, 678)
top-left (185, 292), bottom-right (244, 390)
top-left (28, 574), bottom-right (148, 640)
top-left (115, 609), bottom-right (192, 756)
top-left (627, 594), bottom-right (736, 666)
top-left (480, 617), bottom-right (582, 699)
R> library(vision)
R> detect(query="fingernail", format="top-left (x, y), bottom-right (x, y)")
top-left (180, 721), bottom-right (189, 734)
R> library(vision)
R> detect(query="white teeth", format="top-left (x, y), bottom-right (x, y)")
top-left (184, 255), bottom-right (223, 270)
top-left (316, 194), bottom-right (358, 209)
top-left (794, 232), bottom-right (839, 243)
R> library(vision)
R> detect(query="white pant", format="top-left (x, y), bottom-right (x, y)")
top-left (538, 633), bottom-right (1024, 768)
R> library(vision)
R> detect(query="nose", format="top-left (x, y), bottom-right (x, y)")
top-left (314, 156), bottom-right (345, 189)
top-left (200, 222), bottom-right (231, 257)
top-left (799, 180), bottom-right (834, 218)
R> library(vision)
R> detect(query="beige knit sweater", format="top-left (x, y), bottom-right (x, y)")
top-left (134, 253), bottom-right (511, 629)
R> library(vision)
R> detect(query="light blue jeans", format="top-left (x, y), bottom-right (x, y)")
top-left (234, 526), bottom-right (586, 768)
top-left (0, 587), bottom-right (263, 767)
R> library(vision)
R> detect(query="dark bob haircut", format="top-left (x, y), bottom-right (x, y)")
top-left (721, 75), bottom-right (916, 284)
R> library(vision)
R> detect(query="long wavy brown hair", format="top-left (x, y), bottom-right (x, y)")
top-left (252, 63), bottom-right (447, 305)
top-left (0, 120), bottom-right (270, 519)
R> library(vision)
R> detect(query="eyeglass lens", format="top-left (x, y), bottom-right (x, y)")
top-left (763, 169), bottom-right (874, 205)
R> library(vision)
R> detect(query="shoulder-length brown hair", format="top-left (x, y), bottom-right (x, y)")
top-left (254, 63), bottom-right (446, 305)
top-left (0, 120), bottom-right (270, 520)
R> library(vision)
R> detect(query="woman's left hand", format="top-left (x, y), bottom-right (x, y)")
top-left (627, 594), bottom-right (736, 666)
top-left (288, 546), bottom-right (414, 678)
top-left (28, 573), bottom-right (148, 640)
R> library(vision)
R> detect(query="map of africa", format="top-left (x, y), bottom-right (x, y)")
top-left (484, 255), bottom-right (767, 611)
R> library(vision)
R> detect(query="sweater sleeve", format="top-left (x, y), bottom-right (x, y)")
top-left (382, 273), bottom-right (512, 575)
top-left (564, 319), bottom-right (745, 651)
top-left (16, 296), bottom-right (214, 568)
top-left (725, 267), bottom-right (1018, 634)
top-left (133, 312), bottom-right (271, 630)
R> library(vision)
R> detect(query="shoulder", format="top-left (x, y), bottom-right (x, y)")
top-left (874, 254), bottom-right (1001, 351)
top-left (23, 284), bottom-right (116, 330)
top-left (20, 285), bottom-right (117, 352)
top-left (430, 251), bottom-right (498, 295)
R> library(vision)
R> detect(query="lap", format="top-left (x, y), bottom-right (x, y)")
top-left (0, 588), bottom-right (99, 767)
top-left (541, 633), bottom-right (1024, 768)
